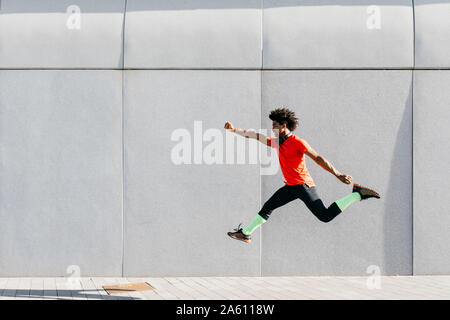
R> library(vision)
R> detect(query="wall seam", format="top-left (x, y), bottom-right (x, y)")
top-left (121, 0), bottom-right (128, 278)
top-left (411, 0), bottom-right (415, 276)
top-left (259, 0), bottom-right (264, 278)
top-left (6, 68), bottom-right (450, 71)
top-left (411, 70), bottom-right (415, 276)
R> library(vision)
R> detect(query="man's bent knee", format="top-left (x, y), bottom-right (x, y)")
top-left (318, 215), bottom-right (334, 223)
top-left (313, 212), bottom-right (334, 223)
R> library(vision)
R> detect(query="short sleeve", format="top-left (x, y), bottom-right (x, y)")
top-left (297, 138), bottom-right (308, 154)
top-left (268, 137), bottom-right (278, 148)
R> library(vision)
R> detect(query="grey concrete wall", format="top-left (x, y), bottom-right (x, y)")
top-left (415, 1), bottom-right (450, 68)
top-left (261, 71), bottom-right (412, 276)
top-left (0, 0), bottom-right (125, 68)
top-left (0, 71), bottom-right (123, 276)
top-left (123, 70), bottom-right (261, 276)
top-left (413, 71), bottom-right (450, 275)
top-left (263, 0), bottom-right (413, 68)
top-left (124, 0), bottom-right (262, 68)
top-left (0, 0), bottom-right (449, 276)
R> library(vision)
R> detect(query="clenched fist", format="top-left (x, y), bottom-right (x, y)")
top-left (224, 122), bottom-right (234, 130)
top-left (337, 173), bottom-right (352, 184)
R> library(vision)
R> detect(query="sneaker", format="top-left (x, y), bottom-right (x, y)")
top-left (353, 184), bottom-right (381, 200)
top-left (227, 224), bottom-right (251, 243)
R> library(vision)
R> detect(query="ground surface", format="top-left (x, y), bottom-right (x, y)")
top-left (0, 276), bottom-right (449, 300)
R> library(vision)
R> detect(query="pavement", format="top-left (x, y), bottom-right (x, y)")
top-left (0, 276), bottom-right (449, 300)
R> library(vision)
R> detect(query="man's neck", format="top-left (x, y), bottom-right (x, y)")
top-left (279, 131), bottom-right (292, 144)
top-left (280, 131), bottom-right (292, 139)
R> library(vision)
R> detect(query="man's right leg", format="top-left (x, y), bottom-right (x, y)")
top-left (301, 184), bottom-right (381, 223)
top-left (228, 185), bottom-right (298, 242)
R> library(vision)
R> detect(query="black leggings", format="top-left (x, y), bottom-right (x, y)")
top-left (258, 184), bottom-right (342, 223)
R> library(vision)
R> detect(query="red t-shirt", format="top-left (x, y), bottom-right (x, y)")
top-left (269, 135), bottom-right (315, 187)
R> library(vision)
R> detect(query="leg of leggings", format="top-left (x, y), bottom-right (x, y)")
top-left (299, 184), bottom-right (342, 223)
top-left (258, 185), bottom-right (299, 220)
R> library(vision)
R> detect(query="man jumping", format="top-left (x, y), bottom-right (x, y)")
top-left (225, 107), bottom-right (380, 243)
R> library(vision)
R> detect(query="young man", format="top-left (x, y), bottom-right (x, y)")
top-left (225, 107), bottom-right (380, 243)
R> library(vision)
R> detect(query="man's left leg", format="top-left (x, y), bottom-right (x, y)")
top-left (228, 185), bottom-right (297, 243)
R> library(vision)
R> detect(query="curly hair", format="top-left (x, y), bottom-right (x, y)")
top-left (269, 107), bottom-right (299, 131)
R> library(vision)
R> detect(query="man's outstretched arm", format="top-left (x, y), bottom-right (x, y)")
top-left (224, 121), bottom-right (271, 146)
top-left (302, 139), bottom-right (352, 184)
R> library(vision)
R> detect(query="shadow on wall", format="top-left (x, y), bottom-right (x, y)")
top-left (0, 0), bottom-right (426, 14)
top-left (383, 78), bottom-right (413, 275)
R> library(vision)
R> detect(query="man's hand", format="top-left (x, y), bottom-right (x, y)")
top-left (223, 122), bottom-right (270, 145)
top-left (337, 173), bottom-right (352, 184)
top-left (224, 122), bottom-right (234, 131)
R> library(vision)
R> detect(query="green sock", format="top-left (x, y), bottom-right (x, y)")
top-left (242, 215), bottom-right (266, 235)
top-left (335, 192), bottom-right (361, 212)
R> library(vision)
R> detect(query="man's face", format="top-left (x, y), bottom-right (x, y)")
top-left (272, 121), bottom-right (286, 136)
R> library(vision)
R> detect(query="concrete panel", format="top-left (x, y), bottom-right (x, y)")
top-left (413, 71), bottom-right (450, 274)
top-left (123, 70), bottom-right (261, 276)
top-left (124, 0), bottom-right (262, 68)
top-left (261, 70), bottom-right (412, 275)
top-left (415, 1), bottom-right (450, 68)
top-left (0, 70), bottom-right (122, 276)
top-left (0, 0), bottom-right (125, 68)
top-left (263, 0), bottom-right (413, 68)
